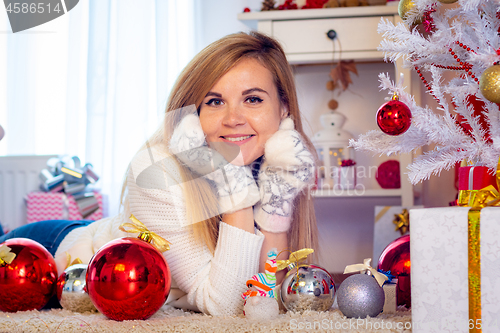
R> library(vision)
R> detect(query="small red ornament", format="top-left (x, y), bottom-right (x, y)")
top-left (243, 7), bottom-right (251, 12)
top-left (377, 234), bottom-right (411, 307)
top-left (376, 95), bottom-right (412, 136)
top-left (278, 0), bottom-right (298, 10)
top-left (0, 238), bottom-right (58, 312)
top-left (376, 160), bottom-right (401, 189)
top-left (86, 236), bottom-right (171, 321)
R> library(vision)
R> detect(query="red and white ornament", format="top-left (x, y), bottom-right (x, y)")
top-left (376, 95), bottom-right (412, 136)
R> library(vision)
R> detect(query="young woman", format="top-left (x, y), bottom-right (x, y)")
top-left (0, 31), bottom-right (319, 316)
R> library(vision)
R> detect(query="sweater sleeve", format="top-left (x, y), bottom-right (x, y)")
top-left (127, 144), bottom-right (265, 316)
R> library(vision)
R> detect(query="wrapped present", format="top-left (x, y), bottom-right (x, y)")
top-left (334, 160), bottom-right (356, 190)
top-left (382, 280), bottom-right (397, 314)
top-left (26, 191), bottom-right (103, 223)
top-left (372, 206), bottom-right (421, 267)
top-left (458, 166), bottom-right (497, 191)
top-left (37, 155), bottom-right (101, 219)
top-left (411, 207), bottom-right (500, 332)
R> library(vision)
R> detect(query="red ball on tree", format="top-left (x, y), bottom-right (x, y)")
top-left (377, 234), bottom-right (411, 307)
top-left (0, 238), bottom-right (58, 312)
top-left (86, 236), bottom-right (171, 321)
top-left (376, 97), bottom-right (412, 136)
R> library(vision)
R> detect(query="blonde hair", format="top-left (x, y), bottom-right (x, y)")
top-left (122, 31), bottom-right (319, 258)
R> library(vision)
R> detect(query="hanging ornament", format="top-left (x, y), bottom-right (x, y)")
top-left (86, 215), bottom-right (171, 321)
top-left (377, 234), bottom-right (411, 307)
top-left (376, 94), bottom-right (412, 136)
top-left (326, 80), bottom-right (336, 91)
top-left (337, 274), bottom-right (385, 318)
top-left (57, 263), bottom-right (97, 313)
top-left (278, 249), bottom-right (335, 313)
top-left (479, 65), bottom-right (500, 104)
top-left (398, 0), bottom-right (422, 25)
top-left (328, 99), bottom-right (339, 110)
top-left (0, 239), bottom-right (58, 312)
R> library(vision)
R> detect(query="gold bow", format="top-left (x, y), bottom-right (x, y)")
top-left (0, 244), bottom-right (16, 267)
top-left (65, 252), bottom-right (83, 269)
top-left (393, 209), bottom-right (409, 235)
top-left (343, 258), bottom-right (389, 287)
top-left (276, 248), bottom-right (314, 272)
top-left (119, 214), bottom-right (171, 252)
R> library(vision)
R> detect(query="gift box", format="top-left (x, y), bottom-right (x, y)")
top-left (372, 206), bottom-right (421, 267)
top-left (334, 165), bottom-right (356, 190)
top-left (458, 166), bottom-right (497, 191)
top-left (411, 207), bottom-right (500, 332)
top-left (382, 281), bottom-right (397, 314)
top-left (26, 191), bottom-right (103, 223)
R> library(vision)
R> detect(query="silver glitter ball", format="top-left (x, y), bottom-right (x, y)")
top-left (280, 264), bottom-right (335, 313)
top-left (57, 264), bottom-right (97, 312)
top-left (337, 274), bottom-right (385, 318)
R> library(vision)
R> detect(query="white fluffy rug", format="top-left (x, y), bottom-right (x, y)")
top-left (0, 305), bottom-right (412, 333)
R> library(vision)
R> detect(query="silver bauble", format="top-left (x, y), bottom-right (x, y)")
top-left (57, 264), bottom-right (97, 312)
top-left (337, 274), bottom-right (385, 318)
top-left (280, 264), bottom-right (335, 313)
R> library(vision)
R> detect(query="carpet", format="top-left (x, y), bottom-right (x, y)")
top-left (0, 305), bottom-right (412, 332)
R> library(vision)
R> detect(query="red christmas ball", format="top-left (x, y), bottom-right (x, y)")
top-left (0, 238), bottom-right (58, 312)
top-left (243, 7), bottom-right (250, 12)
top-left (376, 160), bottom-right (401, 189)
top-left (377, 234), bottom-right (411, 307)
top-left (86, 237), bottom-right (171, 321)
top-left (376, 99), bottom-right (412, 135)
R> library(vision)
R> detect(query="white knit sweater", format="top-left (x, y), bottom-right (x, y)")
top-left (55, 143), bottom-right (265, 316)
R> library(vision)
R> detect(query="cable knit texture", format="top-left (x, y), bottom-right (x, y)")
top-left (254, 118), bottom-right (315, 233)
top-left (56, 143), bottom-right (264, 316)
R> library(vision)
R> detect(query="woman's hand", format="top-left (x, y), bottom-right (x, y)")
top-left (169, 113), bottom-right (260, 216)
top-left (254, 117), bottom-right (315, 233)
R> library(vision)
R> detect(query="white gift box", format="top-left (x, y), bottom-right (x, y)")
top-left (411, 207), bottom-right (500, 332)
top-left (334, 166), bottom-right (356, 190)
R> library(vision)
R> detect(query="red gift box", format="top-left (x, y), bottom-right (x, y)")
top-left (26, 191), bottom-right (103, 223)
top-left (458, 166), bottom-right (497, 191)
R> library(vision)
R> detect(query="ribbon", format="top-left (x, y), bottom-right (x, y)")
top-left (0, 244), bottom-right (16, 266)
top-left (393, 209), bottom-right (409, 235)
top-left (343, 258), bottom-right (389, 287)
top-left (39, 155), bottom-right (100, 218)
top-left (119, 214), bottom-right (171, 252)
top-left (276, 248), bottom-right (314, 272)
top-left (456, 159), bottom-right (500, 332)
top-left (65, 252), bottom-right (83, 269)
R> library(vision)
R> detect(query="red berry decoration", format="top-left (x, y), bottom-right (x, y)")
top-left (0, 238), bottom-right (58, 312)
top-left (243, 7), bottom-right (251, 12)
top-left (86, 215), bottom-right (171, 321)
top-left (376, 95), bottom-right (412, 136)
top-left (377, 235), bottom-right (411, 308)
top-left (376, 160), bottom-right (401, 189)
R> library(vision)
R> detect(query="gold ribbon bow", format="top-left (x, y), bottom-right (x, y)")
top-left (276, 248), bottom-right (314, 272)
top-left (65, 252), bottom-right (83, 269)
top-left (119, 214), bottom-right (171, 252)
top-left (393, 209), bottom-right (409, 235)
top-left (0, 244), bottom-right (16, 266)
top-left (343, 258), bottom-right (389, 287)
top-left (456, 159), bottom-right (500, 333)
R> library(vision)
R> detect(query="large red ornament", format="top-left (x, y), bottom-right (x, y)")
top-left (377, 234), bottom-right (411, 307)
top-left (0, 238), bottom-right (58, 312)
top-left (376, 99), bottom-right (412, 136)
top-left (86, 237), bottom-right (171, 321)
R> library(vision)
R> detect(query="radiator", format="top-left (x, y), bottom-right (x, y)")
top-left (0, 155), bottom-right (57, 233)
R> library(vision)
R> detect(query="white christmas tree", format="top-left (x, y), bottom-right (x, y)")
top-left (350, 0), bottom-right (500, 185)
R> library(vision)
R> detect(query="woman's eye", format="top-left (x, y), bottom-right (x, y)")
top-left (206, 98), bottom-right (224, 106)
top-left (246, 96), bottom-right (263, 104)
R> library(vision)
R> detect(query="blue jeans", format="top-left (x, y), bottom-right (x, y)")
top-left (0, 220), bottom-right (94, 256)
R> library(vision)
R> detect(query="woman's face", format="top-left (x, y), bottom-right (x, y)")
top-left (199, 57), bottom-right (285, 165)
